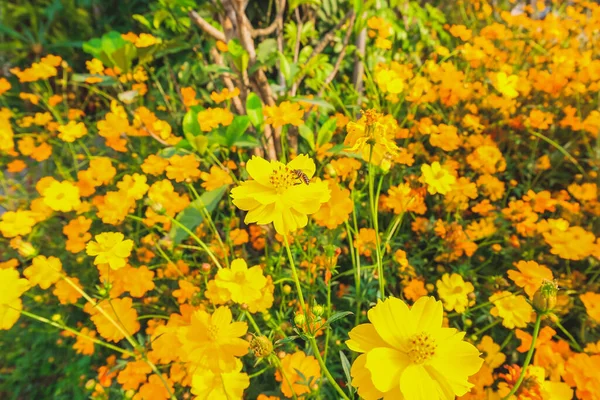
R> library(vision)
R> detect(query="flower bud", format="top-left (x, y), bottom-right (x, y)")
top-left (312, 304), bottom-right (325, 318)
top-left (294, 313), bottom-right (306, 327)
top-left (532, 280), bottom-right (558, 314)
top-left (283, 285), bottom-right (292, 295)
top-left (250, 336), bottom-right (273, 358)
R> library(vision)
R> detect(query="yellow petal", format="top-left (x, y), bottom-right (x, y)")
top-left (346, 323), bottom-right (388, 353)
top-left (410, 296), bottom-right (443, 333)
top-left (399, 365), bottom-right (440, 400)
top-left (351, 354), bottom-right (386, 400)
top-left (231, 181), bottom-right (279, 205)
top-left (245, 156), bottom-right (273, 186)
top-left (367, 297), bottom-right (415, 350)
top-left (365, 347), bottom-right (409, 393)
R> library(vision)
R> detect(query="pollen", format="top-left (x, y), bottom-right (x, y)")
top-left (269, 165), bottom-right (299, 192)
top-left (407, 332), bottom-right (437, 364)
top-left (363, 109), bottom-right (383, 126)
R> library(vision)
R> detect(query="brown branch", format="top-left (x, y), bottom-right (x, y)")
top-left (252, 21), bottom-right (278, 37)
top-left (318, 12), bottom-right (355, 98)
top-left (209, 48), bottom-right (245, 115)
top-left (189, 10), bottom-right (227, 42)
top-left (353, 25), bottom-right (366, 104)
top-left (307, 10), bottom-right (354, 64)
top-left (292, 10), bottom-right (354, 95)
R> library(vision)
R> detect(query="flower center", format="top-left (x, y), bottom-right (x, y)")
top-left (234, 271), bottom-right (246, 283)
top-left (269, 165), bottom-right (299, 192)
top-left (208, 324), bottom-right (220, 341)
top-left (407, 332), bottom-right (437, 364)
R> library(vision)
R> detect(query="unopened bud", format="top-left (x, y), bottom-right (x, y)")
top-left (250, 336), bottom-right (273, 358)
top-left (283, 285), bottom-right (292, 295)
top-left (294, 313), bottom-right (306, 327)
top-left (201, 263), bottom-right (211, 273)
top-left (85, 379), bottom-right (95, 390)
top-left (532, 280), bottom-right (558, 314)
top-left (312, 304), bottom-right (325, 318)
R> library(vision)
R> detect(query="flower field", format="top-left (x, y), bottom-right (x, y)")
top-left (1, 0), bottom-right (600, 399)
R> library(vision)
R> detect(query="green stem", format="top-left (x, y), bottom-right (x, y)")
top-left (18, 309), bottom-right (134, 356)
top-left (167, 215), bottom-right (223, 269)
top-left (367, 149), bottom-right (384, 299)
top-left (283, 235), bottom-right (306, 312)
top-left (502, 314), bottom-right (542, 400)
top-left (554, 319), bottom-right (583, 352)
top-left (245, 311), bottom-right (262, 335)
top-left (308, 337), bottom-right (350, 400)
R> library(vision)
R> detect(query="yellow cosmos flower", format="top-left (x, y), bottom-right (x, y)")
top-left (177, 306), bottom-right (248, 372)
top-left (346, 296), bottom-right (483, 400)
top-left (57, 121), bottom-right (88, 143)
top-left (191, 359), bottom-right (250, 400)
top-left (214, 258), bottom-right (267, 305)
top-left (0, 268), bottom-right (30, 330)
top-left (42, 180), bottom-right (81, 212)
top-left (230, 155), bottom-right (330, 235)
top-left (86, 232), bottom-right (134, 270)
top-left (344, 109), bottom-right (400, 166)
top-left (436, 273), bottom-right (474, 314)
top-left (23, 255), bottom-right (62, 290)
top-left (420, 162), bottom-right (456, 195)
top-left (0, 210), bottom-right (36, 238)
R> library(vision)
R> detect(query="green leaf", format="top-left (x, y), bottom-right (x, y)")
top-left (298, 125), bottom-right (315, 150)
top-left (246, 93), bottom-right (264, 127)
top-left (170, 186), bottom-right (228, 244)
top-left (228, 39), bottom-right (249, 72)
top-left (225, 116), bottom-right (251, 147)
top-left (182, 106), bottom-right (202, 139)
top-left (340, 351), bottom-right (353, 390)
top-left (278, 52), bottom-right (291, 85)
top-left (317, 117), bottom-right (337, 147)
top-left (275, 336), bottom-right (299, 346)
top-left (233, 134), bottom-right (260, 148)
top-left (256, 38), bottom-right (278, 65)
top-left (324, 311), bottom-right (353, 327)
top-left (132, 14), bottom-right (152, 29)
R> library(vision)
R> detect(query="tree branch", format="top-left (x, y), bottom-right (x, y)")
top-left (318, 12), bottom-right (355, 97)
top-left (189, 10), bottom-right (227, 42)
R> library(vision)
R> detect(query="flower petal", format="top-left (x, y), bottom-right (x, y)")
top-left (346, 323), bottom-right (388, 353)
top-left (246, 156), bottom-right (273, 186)
top-left (365, 347), bottom-right (409, 393)
top-left (410, 296), bottom-right (443, 333)
top-left (399, 365), bottom-right (440, 400)
top-left (367, 297), bottom-right (415, 350)
top-left (351, 354), bottom-right (386, 400)
top-left (429, 332), bottom-right (483, 396)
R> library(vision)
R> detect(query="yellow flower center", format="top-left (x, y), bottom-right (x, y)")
top-left (269, 165), bottom-right (299, 192)
top-left (407, 332), bottom-right (437, 364)
top-left (234, 271), bottom-right (246, 283)
top-left (208, 324), bottom-right (220, 341)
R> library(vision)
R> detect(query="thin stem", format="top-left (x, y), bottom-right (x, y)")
top-left (167, 215), bottom-right (223, 269)
top-left (503, 314), bottom-right (542, 400)
top-left (554, 319), bottom-right (583, 352)
top-left (245, 311), bottom-right (262, 335)
top-left (308, 337), bottom-right (350, 400)
top-left (18, 308), bottom-right (134, 356)
top-left (283, 235), bottom-right (306, 312)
